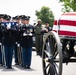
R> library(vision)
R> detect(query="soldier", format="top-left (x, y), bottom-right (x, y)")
top-left (41, 21), bottom-right (52, 56)
top-left (2, 15), bottom-right (17, 69)
top-left (13, 15), bottom-right (21, 65)
top-left (34, 19), bottom-right (43, 56)
top-left (0, 14), bottom-right (4, 66)
top-left (12, 17), bottom-right (16, 22)
top-left (43, 21), bottom-right (52, 32)
top-left (20, 15), bottom-right (34, 69)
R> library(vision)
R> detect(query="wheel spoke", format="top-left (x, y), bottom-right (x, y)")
top-left (54, 62), bottom-right (59, 68)
top-left (47, 66), bottom-right (51, 75)
top-left (44, 63), bottom-right (50, 71)
top-left (52, 64), bottom-right (58, 75)
top-left (47, 64), bottom-right (56, 75)
top-left (44, 50), bottom-right (52, 58)
top-left (54, 63), bottom-right (59, 75)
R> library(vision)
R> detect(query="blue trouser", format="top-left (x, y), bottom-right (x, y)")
top-left (0, 45), bottom-right (2, 64)
top-left (4, 46), bottom-right (14, 67)
top-left (14, 44), bottom-right (18, 64)
top-left (22, 47), bottom-right (32, 66)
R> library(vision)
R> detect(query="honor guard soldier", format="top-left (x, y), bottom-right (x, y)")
top-left (2, 15), bottom-right (17, 69)
top-left (0, 14), bottom-right (4, 65)
top-left (20, 15), bottom-right (34, 69)
top-left (13, 15), bottom-right (21, 65)
top-left (34, 19), bottom-right (43, 56)
top-left (12, 17), bottom-right (16, 22)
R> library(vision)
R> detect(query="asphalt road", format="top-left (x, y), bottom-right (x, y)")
top-left (0, 51), bottom-right (43, 75)
top-left (63, 63), bottom-right (76, 75)
top-left (0, 51), bottom-right (76, 75)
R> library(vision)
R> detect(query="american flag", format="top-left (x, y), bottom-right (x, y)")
top-left (53, 12), bottom-right (76, 37)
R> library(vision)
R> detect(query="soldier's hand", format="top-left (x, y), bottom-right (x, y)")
top-left (7, 27), bottom-right (10, 30)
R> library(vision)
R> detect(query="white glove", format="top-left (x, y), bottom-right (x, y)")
top-left (23, 33), bottom-right (27, 36)
top-left (28, 33), bottom-right (32, 36)
top-left (7, 23), bottom-right (11, 29)
top-left (15, 42), bottom-right (17, 44)
top-left (0, 43), bottom-right (1, 45)
top-left (17, 44), bottom-right (20, 47)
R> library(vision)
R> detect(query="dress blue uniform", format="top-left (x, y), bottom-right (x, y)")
top-left (2, 19), bottom-right (17, 68)
top-left (13, 16), bottom-right (21, 65)
top-left (0, 23), bottom-right (3, 65)
top-left (20, 16), bottom-right (34, 69)
top-left (0, 14), bottom-right (4, 65)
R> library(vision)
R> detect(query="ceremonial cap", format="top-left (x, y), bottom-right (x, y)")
top-left (21, 15), bottom-right (30, 20)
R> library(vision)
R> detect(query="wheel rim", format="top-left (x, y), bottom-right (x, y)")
top-left (42, 31), bottom-right (63, 75)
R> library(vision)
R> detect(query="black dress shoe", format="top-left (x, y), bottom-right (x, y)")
top-left (23, 66), bottom-right (27, 69)
top-left (0, 64), bottom-right (3, 66)
top-left (9, 66), bottom-right (12, 69)
top-left (36, 53), bottom-right (40, 55)
top-left (15, 63), bottom-right (19, 65)
top-left (6, 66), bottom-right (12, 69)
top-left (26, 66), bottom-right (31, 69)
top-left (20, 64), bottom-right (23, 67)
top-left (6, 66), bottom-right (10, 69)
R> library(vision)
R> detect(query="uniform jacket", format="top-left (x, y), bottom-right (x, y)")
top-left (0, 23), bottom-right (3, 42)
top-left (20, 24), bottom-right (34, 48)
top-left (15, 24), bottom-right (22, 43)
top-left (34, 24), bottom-right (42, 35)
top-left (2, 26), bottom-right (17, 46)
top-left (41, 26), bottom-right (52, 34)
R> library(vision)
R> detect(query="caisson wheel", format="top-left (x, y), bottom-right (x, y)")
top-left (42, 31), bottom-right (63, 75)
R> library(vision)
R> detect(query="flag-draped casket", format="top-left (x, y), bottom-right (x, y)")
top-left (53, 12), bottom-right (76, 38)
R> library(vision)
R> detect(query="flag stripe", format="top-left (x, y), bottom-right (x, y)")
top-left (60, 20), bottom-right (76, 26)
top-left (58, 31), bottom-right (76, 37)
top-left (60, 16), bottom-right (76, 21)
top-left (62, 12), bottom-right (76, 16)
top-left (54, 20), bottom-right (76, 26)
top-left (53, 25), bottom-right (76, 32)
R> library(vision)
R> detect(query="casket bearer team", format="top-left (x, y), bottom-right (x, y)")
top-left (2, 15), bottom-right (17, 69)
top-left (19, 15), bottom-right (34, 69)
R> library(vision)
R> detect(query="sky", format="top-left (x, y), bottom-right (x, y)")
top-left (0, 0), bottom-right (63, 23)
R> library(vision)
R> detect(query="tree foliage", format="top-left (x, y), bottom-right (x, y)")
top-left (35, 6), bottom-right (54, 27)
top-left (59, 0), bottom-right (76, 12)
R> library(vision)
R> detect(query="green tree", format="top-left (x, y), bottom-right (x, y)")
top-left (59, 0), bottom-right (76, 12)
top-left (35, 6), bottom-right (54, 27)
